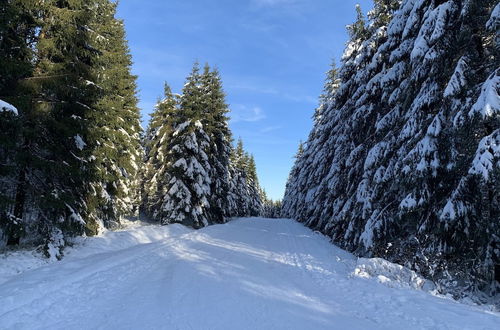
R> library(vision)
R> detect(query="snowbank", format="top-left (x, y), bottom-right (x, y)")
top-left (0, 220), bottom-right (191, 285)
top-left (353, 257), bottom-right (436, 291)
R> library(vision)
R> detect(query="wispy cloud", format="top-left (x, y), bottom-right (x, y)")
top-left (260, 125), bottom-right (282, 133)
top-left (252, 0), bottom-right (299, 7)
top-left (228, 83), bottom-right (317, 105)
top-left (227, 82), bottom-right (279, 95)
top-left (282, 93), bottom-right (317, 104)
top-left (249, 0), bottom-right (309, 17)
top-left (230, 105), bottom-right (266, 123)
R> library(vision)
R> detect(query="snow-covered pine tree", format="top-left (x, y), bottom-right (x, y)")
top-left (246, 154), bottom-right (263, 216)
top-left (200, 64), bottom-right (233, 223)
top-left (142, 84), bottom-right (177, 219)
top-left (261, 189), bottom-right (282, 218)
top-left (283, 0), bottom-right (499, 299)
top-left (228, 139), bottom-right (263, 217)
top-left (282, 141), bottom-right (304, 218)
top-left (229, 139), bottom-right (250, 217)
top-left (158, 64), bottom-right (212, 228)
top-left (84, 0), bottom-right (143, 233)
top-left (282, 60), bottom-right (341, 224)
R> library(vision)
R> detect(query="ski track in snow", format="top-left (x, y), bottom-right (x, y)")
top-left (0, 218), bottom-right (498, 330)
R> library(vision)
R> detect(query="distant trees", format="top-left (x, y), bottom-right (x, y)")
top-left (261, 191), bottom-right (282, 219)
top-left (141, 63), bottom-right (263, 227)
top-left (283, 0), bottom-right (500, 300)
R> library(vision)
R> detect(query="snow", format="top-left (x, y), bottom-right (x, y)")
top-left (441, 199), bottom-right (458, 221)
top-left (74, 134), bottom-right (86, 150)
top-left (400, 194), bottom-right (417, 209)
top-left (0, 99), bottom-right (18, 115)
top-left (444, 57), bottom-right (468, 97)
top-left (468, 130), bottom-right (500, 180)
top-left (353, 257), bottom-right (434, 291)
top-left (173, 158), bottom-right (187, 170)
top-left (173, 120), bottom-right (191, 136)
top-left (469, 70), bottom-right (500, 118)
top-left (486, 3), bottom-right (499, 30)
top-left (0, 218), bottom-right (498, 329)
top-left (410, 2), bottom-right (455, 60)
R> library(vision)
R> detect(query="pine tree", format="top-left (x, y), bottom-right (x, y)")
top-left (229, 139), bottom-right (249, 217)
top-left (228, 139), bottom-right (262, 217)
top-left (0, 0), bottom-right (37, 246)
top-left (142, 84), bottom-right (177, 219)
top-left (199, 64), bottom-right (233, 222)
top-left (84, 0), bottom-right (143, 233)
top-left (347, 4), bottom-right (370, 41)
top-left (158, 64), bottom-right (212, 228)
top-left (22, 0), bottom-right (102, 257)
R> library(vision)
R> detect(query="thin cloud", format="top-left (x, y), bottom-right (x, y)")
top-left (230, 105), bottom-right (266, 123)
top-left (228, 83), bottom-right (279, 95)
top-left (283, 93), bottom-right (317, 104)
top-left (260, 125), bottom-right (282, 133)
top-left (250, 0), bottom-right (309, 17)
top-left (252, 0), bottom-right (299, 6)
top-left (227, 81), bottom-right (317, 104)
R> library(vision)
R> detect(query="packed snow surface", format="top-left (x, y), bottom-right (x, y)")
top-left (0, 218), bottom-right (498, 330)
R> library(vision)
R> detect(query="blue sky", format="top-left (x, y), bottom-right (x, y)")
top-left (116, 0), bottom-right (373, 200)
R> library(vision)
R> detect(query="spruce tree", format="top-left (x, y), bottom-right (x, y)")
top-left (85, 0), bottom-right (143, 233)
top-left (159, 64), bottom-right (212, 228)
top-left (23, 0), bottom-right (101, 256)
top-left (246, 154), bottom-right (262, 216)
top-left (142, 84), bottom-right (177, 219)
top-left (228, 139), bottom-right (262, 217)
top-left (368, 0), bottom-right (401, 28)
top-left (347, 4), bottom-right (370, 41)
top-left (200, 64), bottom-right (233, 222)
top-left (0, 0), bottom-right (37, 246)
top-left (229, 139), bottom-right (249, 217)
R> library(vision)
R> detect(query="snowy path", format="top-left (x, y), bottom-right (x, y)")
top-left (0, 218), bottom-right (498, 330)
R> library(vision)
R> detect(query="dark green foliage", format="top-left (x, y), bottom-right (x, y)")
top-left (85, 0), bottom-right (143, 232)
top-left (368, 0), bottom-right (401, 27)
top-left (0, 0), bottom-right (142, 257)
top-left (200, 65), bottom-right (233, 222)
top-left (347, 5), bottom-right (371, 41)
top-left (23, 0), bottom-right (103, 252)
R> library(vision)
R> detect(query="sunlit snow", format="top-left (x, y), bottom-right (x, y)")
top-left (0, 218), bottom-right (498, 329)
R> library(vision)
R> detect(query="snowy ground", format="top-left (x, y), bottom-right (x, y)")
top-left (0, 218), bottom-right (498, 330)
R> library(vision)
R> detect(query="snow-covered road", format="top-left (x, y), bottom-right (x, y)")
top-left (0, 218), bottom-right (498, 329)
